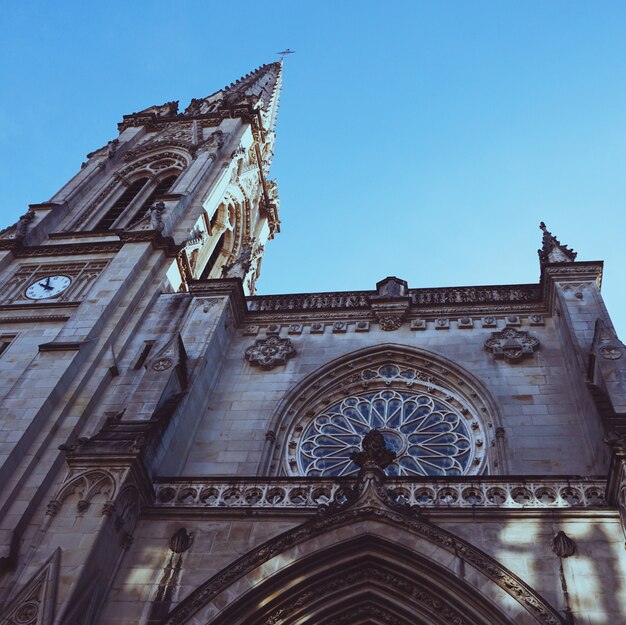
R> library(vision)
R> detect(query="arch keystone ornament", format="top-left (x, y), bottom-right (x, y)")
top-left (245, 336), bottom-right (296, 369)
top-left (484, 328), bottom-right (540, 363)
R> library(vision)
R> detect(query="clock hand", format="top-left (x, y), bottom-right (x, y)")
top-left (38, 281), bottom-right (54, 290)
top-left (45, 277), bottom-right (51, 287)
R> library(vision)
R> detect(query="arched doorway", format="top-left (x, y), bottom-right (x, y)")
top-left (162, 491), bottom-right (565, 625)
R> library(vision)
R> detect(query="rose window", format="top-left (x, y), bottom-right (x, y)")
top-left (297, 389), bottom-right (482, 477)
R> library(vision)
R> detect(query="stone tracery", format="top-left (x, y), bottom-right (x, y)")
top-left (298, 388), bottom-right (477, 477)
top-left (268, 345), bottom-right (502, 477)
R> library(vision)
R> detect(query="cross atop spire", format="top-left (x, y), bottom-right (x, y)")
top-left (538, 222), bottom-right (578, 264)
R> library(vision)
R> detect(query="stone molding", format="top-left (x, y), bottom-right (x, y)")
top-left (153, 476), bottom-right (606, 511)
top-left (243, 263), bottom-right (605, 321)
top-left (248, 284), bottom-right (542, 314)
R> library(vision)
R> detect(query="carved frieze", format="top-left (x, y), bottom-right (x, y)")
top-left (248, 284), bottom-right (541, 313)
top-left (484, 328), bottom-right (540, 363)
top-left (154, 478), bottom-right (606, 511)
top-left (244, 336), bottom-right (296, 369)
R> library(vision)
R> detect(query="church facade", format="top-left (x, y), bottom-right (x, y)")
top-left (1, 60), bottom-right (626, 625)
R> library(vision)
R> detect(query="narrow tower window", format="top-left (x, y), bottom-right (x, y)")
top-left (0, 335), bottom-right (16, 358)
top-left (96, 178), bottom-right (148, 230)
top-left (128, 174), bottom-right (179, 225)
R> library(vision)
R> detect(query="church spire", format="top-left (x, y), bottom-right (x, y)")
top-left (118, 61), bottom-right (283, 135)
top-left (538, 222), bottom-right (578, 264)
top-left (183, 61), bottom-right (283, 132)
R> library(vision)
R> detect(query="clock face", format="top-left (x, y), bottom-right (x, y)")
top-left (25, 275), bottom-right (72, 300)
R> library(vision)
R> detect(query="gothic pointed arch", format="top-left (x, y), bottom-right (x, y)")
top-left (69, 148), bottom-right (191, 231)
top-left (54, 468), bottom-right (117, 508)
top-left (262, 343), bottom-right (506, 477)
top-left (161, 505), bottom-right (565, 625)
top-left (0, 548), bottom-right (60, 625)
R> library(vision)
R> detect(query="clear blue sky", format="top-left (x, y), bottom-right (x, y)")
top-left (1, 2), bottom-right (625, 337)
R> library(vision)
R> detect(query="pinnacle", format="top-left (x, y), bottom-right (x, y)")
top-left (538, 222), bottom-right (577, 264)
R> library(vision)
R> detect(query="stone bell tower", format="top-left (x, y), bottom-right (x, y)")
top-left (0, 60), bottom-right (282, 623)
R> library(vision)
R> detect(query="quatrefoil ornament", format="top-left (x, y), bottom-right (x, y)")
top-left (484, 328), bottom-right (539, 363)
top-left (245, 336), bottom-right (296, 369)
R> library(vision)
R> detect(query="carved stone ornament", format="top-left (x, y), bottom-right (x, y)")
top-left (245, 336), bottom-right (296, 369)
top-left (0, 549), bottom-right (60, 625)
top-left (170, 528), bottom-right (194, 554)
top-left (538, 221), bottom-right (577, 264)
top-left (152, 357), bottom-right (173, 371)
top-left (350, 429), bottom-right (396, 470)
top-left (484, 328), bottom-right (540, 363)
top-left (552, 531), bottom-right (576, 558)
top-left (378, 315), bottom-right (403, 331)
top-left (599, 345), bottom-right (622, 360)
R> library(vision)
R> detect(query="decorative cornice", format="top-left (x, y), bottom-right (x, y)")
top-left (0, 314), bottom-right (71, 323)
top-left (188, 278), bottom-right (247, 325)
top-left (247, 283), bottom-right (542, 316)
top-left (117, 231), bottom-right (181, 257)
top-left (540, 261), bottom-right (604, 312)
top-left (152, 476), bottom-right (607, 512)
top-left (13, 241), bottom-right (123, 257)
top-left (0, 302), bottom-right (80, 311)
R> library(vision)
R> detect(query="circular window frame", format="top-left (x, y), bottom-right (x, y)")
top-left (295, 381), bottom-right (486, 477)
top-left (264, 345), bottom-right (504, 476)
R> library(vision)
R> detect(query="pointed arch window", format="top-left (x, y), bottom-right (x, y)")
top-left (127, 174), bottom-right (179, 226)
top-left (95, 172), bottom-right (180, 231)
top-left (95, 177), bottom-right (148, 230)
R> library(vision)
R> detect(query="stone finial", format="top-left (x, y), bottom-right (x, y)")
top-left (223, 238), bottom-right (256, 279)
top-left (351, 429), bottom-right (396, 470)
top-left (538, 222), bottom-right (577, 264)
top-left (552, 531), bottom-right (576, 558)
